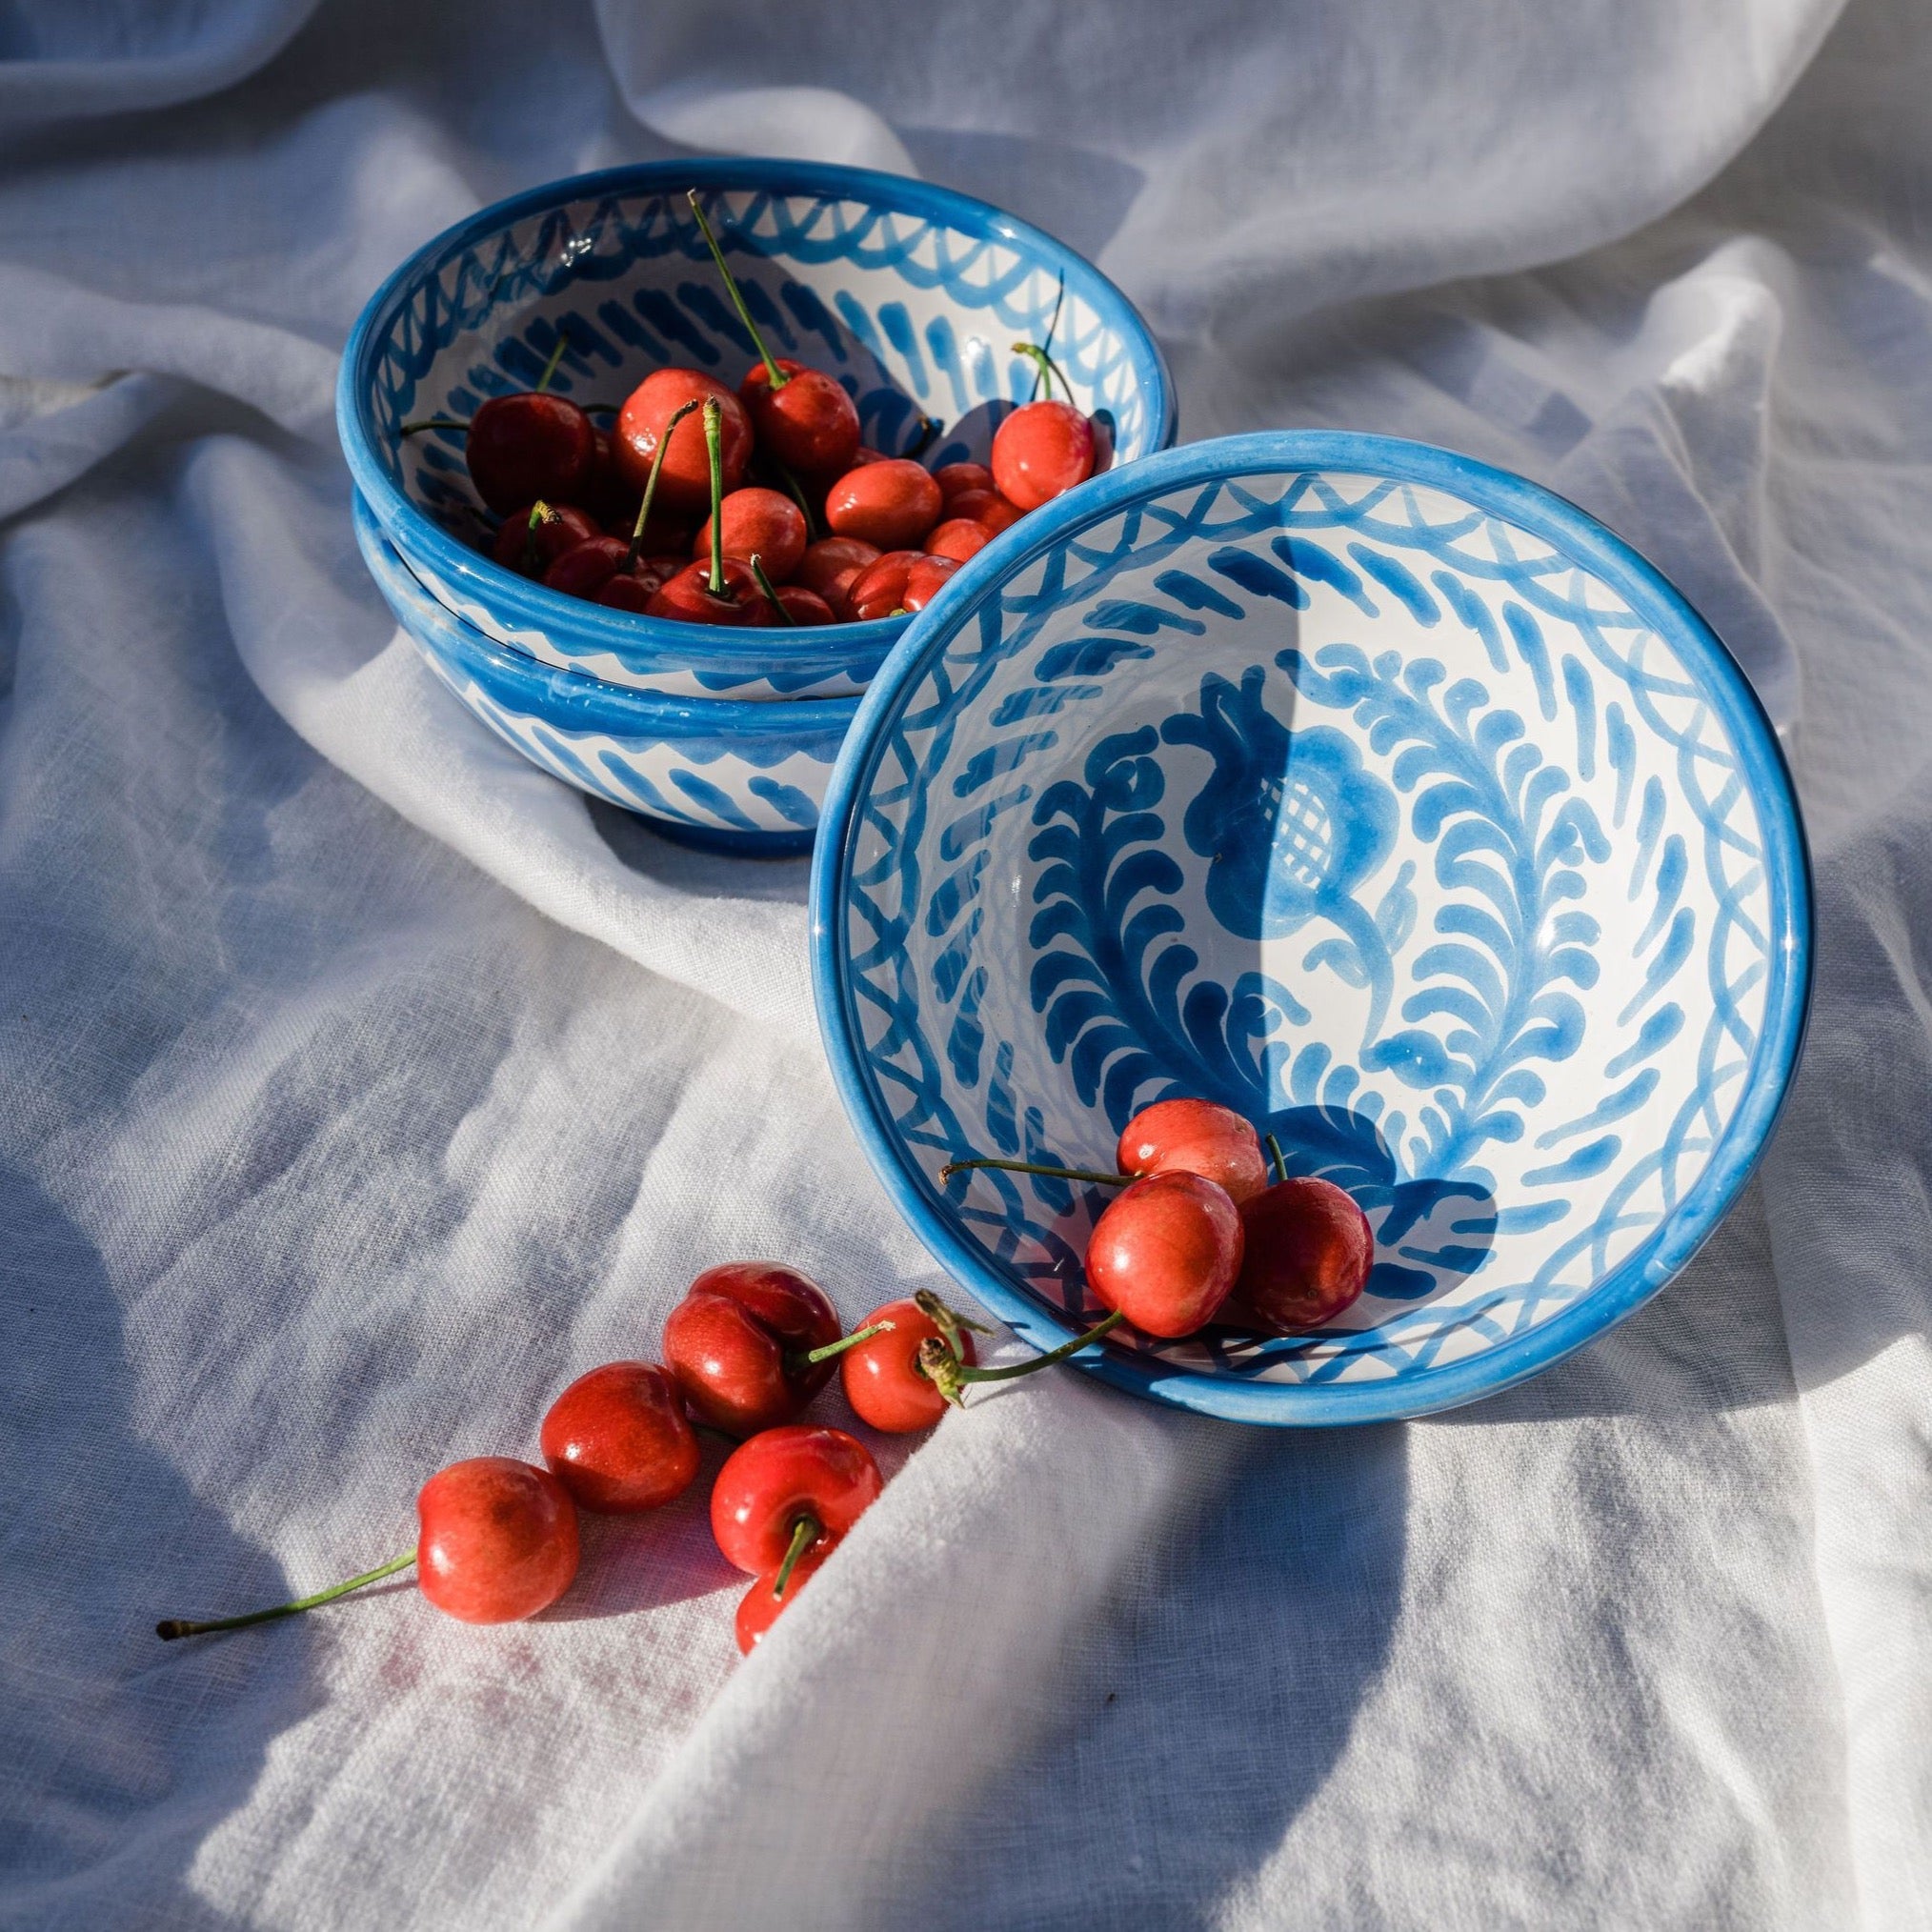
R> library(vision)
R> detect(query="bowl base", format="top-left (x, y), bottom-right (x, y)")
top-left (639, 815), bottom-right (815, 859)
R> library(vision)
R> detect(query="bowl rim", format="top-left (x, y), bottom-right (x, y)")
top-left (353, 486), bottom-right (862, 736)
top-left (809, 428), bottom-right (1814, 1426)
top-left (335, 156), bottom-right (1177, 672)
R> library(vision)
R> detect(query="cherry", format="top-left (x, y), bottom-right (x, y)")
top-left (643, 399), bottom-right (770, 626)
top-left (846, 551), bottom-right (925, 622)
top-left (694, 486), bottom-right (808, 582)
top-left (991, 341), bottom-right (1096, 512)
top-left (710, 1424), bottom-right (882, 1575)
top-left (901, 553), bottom-right (959, 613)
top-left (795, 536), bottom-right (880, 599)
top-left (539, 1360), bottom-right (700, 1513)
top-left (755, 575), bottom-right (835, 626)
top-left (543, 534), bottom-right (632, 599)
top-left (1117, 1098), bottom-right (1269, 1204)
top-left (735, 1543), bottom-right (832, 1654)
top-left (614, 368), bottom-right (751, 513)
top-left (156, 1456), bottom-right (581, 1640)
top-left (663, 1260), bottom-right (848, 1435)
top-left (946, 488), bottom-right (1024, 535)
top-left (1224, 1175), bottom-right (1375, 1333)
top-left (592, 553), bottom-right (689, 610)
top-left (1085, 1172), bottom-right (1244, 1338)
top-left (687, 191), bottom-right (862, 476)
top-left (825, 459), bottom-right (944, 550)
top-left (491, 500), bottom-right (600, 577)
top-left (934, 461), bottom-right (994, 505)
top-left (840, 1290), bottom-right (989, 1433)
top-left (924, 517), bottom-right (992, 564)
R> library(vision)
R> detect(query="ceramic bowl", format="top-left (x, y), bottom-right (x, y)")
top-left (354, 490), bottom-right (854, 855)
top-left (337, 158), bottom-right (1176, 701)
top-left (812, 432), bottom-right (1811, 1422)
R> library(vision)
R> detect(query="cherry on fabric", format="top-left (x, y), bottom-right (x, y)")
top-left (840, 1289), bottom-right (990, 1433)
top-left (710, 1424), bottom-right (883, 1576)
top-left (687, 190), bottom-right (862, 476)
top-left (735, 1543), bottom-right (832, 1654)
top-left (539, 1361), bottom-right (700, 1513)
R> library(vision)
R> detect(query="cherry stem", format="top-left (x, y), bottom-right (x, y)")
top-left (916, 1309), bottom-right (1127, 1407)
top-left (156, 1550), bottom-right (416, 1640)
top-left (703, 398), bottom-right (726, 596)
top-left (533, 331), bottom-right (572, 394)
top-left (1031, 273), bottom-right (1067, 400)
top-left (1267, 1133), bottom-right (1289, 1185)
top-left (749, 554), bottom-right (796, 625)
top-left (940, 1155), bottom-right (1125, 1188)
top-left (1011, 341), bottom-right (1074, 405)
top-left (906, 414), bottom-right (940, 459)
top-left (914, 1287), bottom-right (994, 1368)
top-left (524, 498), bottom-right (554, 575)
top-left (687, 190), bottom-right (786, 392)
top-left (627, 396), bottom-right (698, 568)
top-left (398, 417), bottom-right (470, 436)
top-left (760, 453), bottom-right (821, 542)
top-left (795, 1319), bottom-right (895, 1369)
top-left (773, 1515), bottom-right (818, 1600)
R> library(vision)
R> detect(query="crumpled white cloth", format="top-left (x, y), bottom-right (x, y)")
top-left (2, 0), bottom-right (1929, 1925)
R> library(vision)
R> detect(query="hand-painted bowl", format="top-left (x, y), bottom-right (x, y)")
top-left (337, 158), bottom-right (1175, 701)
top-left (811, 432), bottom-right (1811, 1422)
top-left (353, 490), bottom-right (854, 854)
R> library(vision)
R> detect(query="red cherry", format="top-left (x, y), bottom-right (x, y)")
top-left (589, 553), bottom-right (691, 611)
top-left (845, 551), bottom-right (924, 622)
top-left (490, 502), bottom-right (600, 577)
top-left (795, 536), bottom-right (881, 598)
top-left (614, 369), bottom-right (751, 513)
top-left (924, 517), bottom-right (991, 564)
top-left (460, 393), bottom-right (598, 515)
top-left (824, 459), bottom-right (944, 550)
top-left (1085, 1172), bottom-right (1244, 1338)
top-left (543, 534), bottom-right (632, 599)
top-left (1225, 1177), bottom-right (1375, 1332)
top-left (1117, 1098), bottom-right (1269, 1205)
top-left (901, 553), bottom-right (959, 613)
top-left (992, 399), bottom-right (1096, 512)
top-left (693, 486), bottom-right (808, 582)
top-left (415, 1457), bottom-right (579, 1624)
top-left (841, 1296), bottom-right (978, 1433)
top-left (735, 1544), bottom-right (832, 1654)
top-left (663, 1261), bottom-right (842, 1435)
top-left (710, 1424), bottom-right (882, 1575)
top-left (934, 461), bottom-right (993, 505)
top-left (645, 556), bottom-right (773, 626)
top-left (772, 584), bottom-right (835, 625)
top-left (538, 1361), bottom-right (700, 1514)
top-left (740, 359), bottom-right (861, 474)
top-left (947, 488), bottom-right (1024, 534)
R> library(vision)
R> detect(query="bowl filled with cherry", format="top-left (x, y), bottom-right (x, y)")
top-left (337, 157), bottom-right (1174, 848)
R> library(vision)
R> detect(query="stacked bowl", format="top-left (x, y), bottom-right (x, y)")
top-left (337, 160), bottom-right (1176, 855)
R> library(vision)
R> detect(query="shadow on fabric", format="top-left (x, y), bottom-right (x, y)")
top-left (0, 1161), bottom-right (322, 1927)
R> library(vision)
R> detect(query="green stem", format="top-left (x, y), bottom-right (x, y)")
top-left (916, 1310), bottom-right (1127, 1407)
top-left (523, 498), bottom-right (554, 575)
top-left (749, 554), bottom-right (796, 625)
top-left (1267, 1133), bottom-right (1288, 1186)
top-left (533, 331), bottom-right (572, 393)
top-left (1011, 341), bottom-right (1075, 405)
top-left (399, 417), bottom-right (471, 435)
top-left (795, 1318), bottom-right (895, 1369)
top-left (1030, 273), bottom-right (1066, 398)
top-left (906, 414), bottom-right (940, 459)
top-left (940, 1155), bottom-right (1126, 1188)
top-left (914, 1288), bottom-right (994, 1368)
top-left (772, 1515), bottom-right (818, 1600)
top-left (702, 398), bottom-right (726, 596)
top-left (687, 190), bottom-right (786, 390)
top-left (626, 396), bottom-right (699, 567)
top-left (156, 1550), bottom-right (416, 1640)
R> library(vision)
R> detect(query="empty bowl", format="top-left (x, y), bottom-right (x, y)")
top-left (812, 431), bottom-right (1811, 1422)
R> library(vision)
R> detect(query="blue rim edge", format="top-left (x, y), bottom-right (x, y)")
top-left (808, 429), bottom-right (1815, 1427)
top-left (335, 157), bottom-right (1178, 675)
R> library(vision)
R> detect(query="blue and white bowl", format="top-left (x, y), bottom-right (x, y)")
top-left (812, 432), bottom-right (1812, 1423)
top-left (337, 158), bottom-right (1176, 700)
top-left (354, 491), bottom-right (853, 855)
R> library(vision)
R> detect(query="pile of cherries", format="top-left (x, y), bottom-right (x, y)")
top-left (156, 1099), bottom-right (1372, 1657)
top-left (406, 191), bottom-right (1104, 628)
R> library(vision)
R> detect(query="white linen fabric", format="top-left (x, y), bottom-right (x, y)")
top-left (1, 0), bottom-right (1928, 1924)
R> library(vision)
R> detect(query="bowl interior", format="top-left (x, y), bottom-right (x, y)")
top-left (816, 434), bottom-right (1808, 1419)
top-left (351, 163), bottom-right (1171, 560)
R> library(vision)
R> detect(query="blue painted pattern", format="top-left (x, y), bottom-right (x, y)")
top-left (812, 433), bottom-right (1810, 1422)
